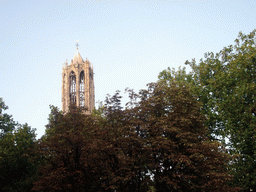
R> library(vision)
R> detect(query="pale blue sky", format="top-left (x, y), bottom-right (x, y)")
top-left (1, 0), bottom-right (256, 139)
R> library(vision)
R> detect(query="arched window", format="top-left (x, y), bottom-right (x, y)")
top-left (69, 71), bottom-right (76, 104)
top-left (80, 71), bottom-right (85, 107)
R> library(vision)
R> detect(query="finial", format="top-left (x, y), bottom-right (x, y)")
top-left (75, 40), bottom-right (79, 50)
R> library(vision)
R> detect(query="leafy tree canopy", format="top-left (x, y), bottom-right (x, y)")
top-left (34, 82), bottom-right (239, 191)
top-left (0, 98), bottom-right (17, 138)
top-left (158, 29), bottom-right (256, 191)
top-left (0, 98), bottom-right (39, 192)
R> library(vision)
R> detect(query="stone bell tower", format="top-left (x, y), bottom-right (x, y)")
top-left (62, 43), bottom-right (95, 113)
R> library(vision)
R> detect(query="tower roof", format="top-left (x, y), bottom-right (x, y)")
top-left (72, 51), bottom-right (84, 64)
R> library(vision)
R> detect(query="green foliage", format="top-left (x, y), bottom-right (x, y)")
top-left (0, 98), bottom-right (17, 138)
top-left (44, 105), bottom-right (63, 139)
top-left (34, 83), bottom-right (239, 191)
top-left (158, 29), bottom-right (256, 191)
top-left (0, 98), bottom-right (39, 192)
top-left (91, 101), bottom-right (105, 118)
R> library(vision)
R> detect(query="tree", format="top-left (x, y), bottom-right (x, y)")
top-left (33, 81), bottom-right (240, 191)
top-left (158, 29), bottom-right (256, 191)
top-left (34, 106), bottom-right (96, 191)
top-left (103, 90), bottom-right (152, 191)
top-left (34, 104), bottom-right (151, 192)
top-left (0, 98), bottom-right (17, 138)
top-left (0, 98), bottom-right (39, 192)
top-left (123, 83), bottom-right (239, 192)
top-left (99, 83), bottom-right (239, 191)
top-left (34, 105), bottom-right (124, 191)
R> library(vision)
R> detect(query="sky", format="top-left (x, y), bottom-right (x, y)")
top-left (1, 0), bottom-right (256, 139)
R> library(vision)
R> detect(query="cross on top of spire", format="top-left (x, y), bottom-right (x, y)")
top-left (75, 40), bottom-right (79, 50)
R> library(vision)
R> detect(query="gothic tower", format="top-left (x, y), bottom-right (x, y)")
top-left (62, 45), bottom-right (95, 114)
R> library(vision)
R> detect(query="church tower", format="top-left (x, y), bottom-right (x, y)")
top-left (61, 44), bottom-right (95, 114)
